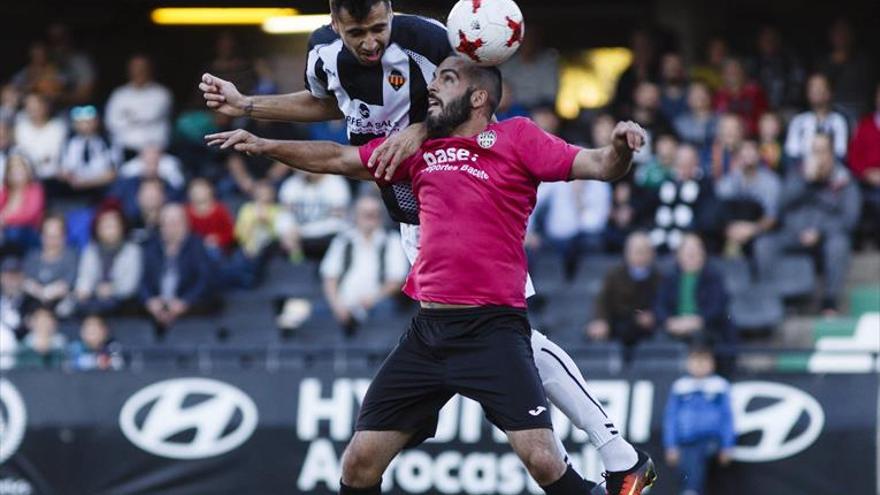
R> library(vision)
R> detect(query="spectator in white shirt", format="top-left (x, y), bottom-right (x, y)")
top-left (529, 180), bottom-right (611, 280)
top-left (118, 144), bottom-right (185, 190)
top-left (14, 93), bottom-right (66, 181)
top-left (105, 54), bottom-right (172, 158)
top-left (277, 171), bottom-right (351, 262)
top-left (59, 105), bottom-right (120, 200)
top-left (784, 73), bottom-right (849, 162)
top-left (320, 196), bottom-right (407, 336)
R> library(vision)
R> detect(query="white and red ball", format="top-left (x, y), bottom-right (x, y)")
top-left (446, 0), bottom-right (525, 66)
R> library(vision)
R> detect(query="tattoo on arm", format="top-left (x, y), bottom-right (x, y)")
top-left (243, 98), bottom-right (254, 116)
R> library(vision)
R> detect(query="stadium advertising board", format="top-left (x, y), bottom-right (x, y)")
top-left (0, 369), bottom-right (875, 495)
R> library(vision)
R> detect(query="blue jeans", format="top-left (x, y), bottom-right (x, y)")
top-left (676, 438), bottom-right (720, 495)
top-left (1, 226), bottom-right (40, 253)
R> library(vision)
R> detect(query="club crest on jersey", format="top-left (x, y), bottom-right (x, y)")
top-left (358, 103), bottom-right (371, 119)
top-left (477, 130), bottom-right (497, 149)
top-left (388, 70), bottom-right (406, 91)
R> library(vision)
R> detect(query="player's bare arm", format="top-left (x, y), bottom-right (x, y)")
top-left (569, 120), bottom-right (647, 182)
top-left (367, 122), bottom-right (428, 180)
top-left (205, 129), bottom-right (371, 180)
top-left (200, 73), bottom-right (343, 122)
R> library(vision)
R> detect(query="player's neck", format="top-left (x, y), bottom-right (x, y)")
top-left (450, 115), bottom-right (491, 138)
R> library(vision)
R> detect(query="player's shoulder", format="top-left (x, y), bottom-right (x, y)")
top-left (496, 116), bottom-right (539, 136)
top-left (307, 24), bottom-right (341, 51)
top-left (501, 116), bottom-right (534, 128)
top-left (390, 14), bottom-right (451, 64)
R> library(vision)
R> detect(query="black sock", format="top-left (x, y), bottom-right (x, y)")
top-left (541, 465), bottom-right (597, 494)
top-left (339, 480), bottom-right (381, 495)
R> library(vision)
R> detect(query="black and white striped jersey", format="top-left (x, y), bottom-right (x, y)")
top-left (304, 14), bottom-right (451, 225)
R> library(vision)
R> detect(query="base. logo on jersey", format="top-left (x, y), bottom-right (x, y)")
top-left (388, 70), bottom-right (406, 91)
top-left (477, 130), bottom-right (497, 149)
top-left (358, 103), bottom-right (371, 119)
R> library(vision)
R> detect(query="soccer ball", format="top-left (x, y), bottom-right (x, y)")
top-left (446, 0), bottom-right (525, 66)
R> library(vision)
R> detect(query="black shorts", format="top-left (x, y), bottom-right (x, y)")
top-left (355, 306), bottom-right (552, 447)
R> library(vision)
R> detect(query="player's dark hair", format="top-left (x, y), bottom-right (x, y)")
top-left (463, 64), bottom-right (503, 117)
top-left (330, 0), bottom-right (391, 22)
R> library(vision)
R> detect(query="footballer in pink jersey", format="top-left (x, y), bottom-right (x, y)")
top-left (207, 55), bottom-right (654, 495)
top-left (357, 116), bottom-right (578, 308)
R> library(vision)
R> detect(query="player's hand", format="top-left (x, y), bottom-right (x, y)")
top-left (718, 449), bottom-right (733, 466)
top-left (146, 297), bottom-right (165, 317)
top-left (611, 120), bottom-right (647, 154)
top-left (799, 228), bottom-right (820, 247)
top-left (586, 320), bottom-right (610, 340)
top-left (635, 310), bottom-right (655, 330)
top-left (96, 282), bottom-right (114, 299)
top-left (367, 123), bottom-right (427, 181)
top-left (205, 129), bottom-right (266, 155)
top-left (200, 73), bottom-right (249, 117)
top-left (168, 298), bottom-right (189, 317)
top-left (865, 169), bottom-right (880, 187)
top-left (331, 304), bottom-right (352, 325)
top-left (360, 294), bottom-right (378, 310)
top-left (665, 448), bottom-right (680, 467)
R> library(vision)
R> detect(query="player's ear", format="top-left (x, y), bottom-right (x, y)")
top-left (471, 89), bottom-right (488, 110)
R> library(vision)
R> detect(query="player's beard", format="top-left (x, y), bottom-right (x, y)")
top-left (426, 88), bottom-right (475, 139)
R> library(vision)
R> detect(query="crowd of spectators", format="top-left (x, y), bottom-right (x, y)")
top-left (526, 19), bottom-right (878, 329)
top-left (0, 17), bottom-right (877, 370)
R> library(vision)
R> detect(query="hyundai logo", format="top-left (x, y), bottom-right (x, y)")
top-left (730, 381), bottom-right (825, 462)
top-left (0, 379), bottom-right (27, 464)
top-left (119, 378), bottom-right (258, 460)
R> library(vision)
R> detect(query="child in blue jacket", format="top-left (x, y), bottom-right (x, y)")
top-left (663, 346), bottom-right (735, 495)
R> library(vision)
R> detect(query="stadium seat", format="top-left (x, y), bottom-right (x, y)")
top-left (262, 259), bottom-right (323, 298)
top-left (529, 250), bottom-right (564, 279)
top-left (574, 255), bottom-right (618, 283)
top-left (219, 309), bottom-right (279, 345)
top-left (564, 341), bottom-right (625, 375)
top-left (630, 340), bottom-right (689, 372)
top-left (730, 282), bottom-right (785, 331)
top-left (541, 290), bottom-right (593, 337)
top-left (115, 339), bottom-right (204, 370)
top-left (717, 257), bottom-right (752, 295)
top-left (162, 318), bottom-right (221, 345)
top-left (768, 254), bottom-right (816, 300)
top-left (349, 318), bottom-right (408, 350)
top-left (207, 346), bottom-right (270, 370)
top-left (106, 318), bottom-right (157, 346)
top-left (287, 311), bottom-right (346, 346)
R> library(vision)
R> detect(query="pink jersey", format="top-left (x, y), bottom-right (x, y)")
top-left (359, 117), bottom-right (579, 308)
